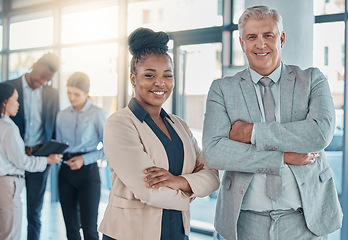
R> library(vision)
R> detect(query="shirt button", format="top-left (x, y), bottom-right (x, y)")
top-left (240, 189), bottom-right (244, 194)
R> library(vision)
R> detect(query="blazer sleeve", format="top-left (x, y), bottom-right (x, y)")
top-left (104, 112), bottom-right (190, 211)
top-left (175, 117), bottom-right (220, 198)
top-left (202, 79), bottom-right (283, 175)
top-left (253, 68), bottom-right (335, 153)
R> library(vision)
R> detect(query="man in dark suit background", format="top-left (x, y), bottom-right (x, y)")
top-left (7, 53), bottom-right (60, 240)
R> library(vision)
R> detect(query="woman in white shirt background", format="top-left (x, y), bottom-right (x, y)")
top-left (0, 82), bottom-right (61, 240)
top-left (56, 72), bottom-right (106, 240)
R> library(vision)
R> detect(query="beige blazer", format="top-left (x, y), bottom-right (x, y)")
top-left (99, 107), bottom-right (220, 240)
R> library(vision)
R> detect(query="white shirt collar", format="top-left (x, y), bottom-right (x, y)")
top-left (22, 74), bottom-right (43, 90)
top-left (249, 62), bottom-right (283, 84)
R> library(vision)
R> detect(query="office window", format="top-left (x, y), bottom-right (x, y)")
top-left (314, 0), bottom-right (345, 15)
top-left (142, 9), bottom-right (151, 24)
top-left (10, 16), bottom-right (53, 50)
top-left (11, 0), bottom-right (51, 9)
top-left (175, 43), bottom-right (222, 235)
top-left (61, 3), bottom-right (118, 44)
top-left (128, 0), bottom-right (223, 33)
top-left (0, 56), bottom-right (2, 82)
top-left (233, 0), bottom-right (245, 24)
top-left (178, 43), bottom-right (222, 141)
top-left (0, 25), bottom-right (3, 51)
top-left (232, 30), bottom-right (246, 66)
top-left (314, 22), bottom-right (344, 197)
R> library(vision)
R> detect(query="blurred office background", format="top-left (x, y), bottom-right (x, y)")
top-left (0, 0), bottom-right (346, 239)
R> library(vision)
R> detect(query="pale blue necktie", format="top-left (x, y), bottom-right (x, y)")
top-left (259, 77), bottom-right (282, 202)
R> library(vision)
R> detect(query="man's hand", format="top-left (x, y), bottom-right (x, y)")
top-left (229, 120), bottom-right (253, 143)
top-left (284, 152), bottom-right (319, 165)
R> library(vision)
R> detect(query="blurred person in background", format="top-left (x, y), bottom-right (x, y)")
top-left (6, 52), bottom-right (60, 240)
top-left (56, 72), bottom-right (106, 240)
top-left (0, 82), bottom-right (61, 240)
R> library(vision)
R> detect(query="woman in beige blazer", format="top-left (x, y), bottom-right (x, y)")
top-left (98, 28), bottom-right (220, 240)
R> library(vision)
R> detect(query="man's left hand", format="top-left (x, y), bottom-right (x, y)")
top-left (229, 120), bottom-right (253, 143)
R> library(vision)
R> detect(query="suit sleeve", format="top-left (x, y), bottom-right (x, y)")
top-left (253, 68), bottom-right (335, 153)
top-left (175, 117), bottom-right (220, 198)
top-left (104, 113), bottom-right (190, 211)
top-left (202, 79), bottom-right (283, 175)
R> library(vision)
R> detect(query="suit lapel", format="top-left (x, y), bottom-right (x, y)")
top-left (41, 86), bottom-right (48, 141)
top-left (280, 64), bottom-right (296, 123)
top-left (239, 70), bottom-right (261, 123)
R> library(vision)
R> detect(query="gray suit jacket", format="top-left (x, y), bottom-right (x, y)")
top-left (202, 64), bottom-right (343, 240)
top-left (6, 76), bottom-right (59, 143)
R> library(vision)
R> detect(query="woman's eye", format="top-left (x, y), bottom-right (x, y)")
top-left (165, 75), bottom-right (173, 78)
top-left (145, 74), bottom-right (154, 78)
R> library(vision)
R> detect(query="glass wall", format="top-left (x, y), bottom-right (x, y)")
top-left (314, 0), bottom-right (345, 15)
top-left (10, 16), bottom-right (53, 50)
top-left (0, 0), bottom-right (347, 239)
top-left (178, 43), bottom-right (222, 142)
top-left (314, 22), bottom-right (345, 197)
top-left (128, 0), bottom-right (223, 33)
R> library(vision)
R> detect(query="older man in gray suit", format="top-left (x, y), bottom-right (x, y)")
top-left (203, 5), bottom-right (342, 240)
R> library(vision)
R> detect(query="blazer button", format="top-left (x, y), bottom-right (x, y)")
top-left (240, 189), bottom-right (245, 194)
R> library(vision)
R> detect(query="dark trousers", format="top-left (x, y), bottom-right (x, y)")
top-left (25, 165), bottom-right (51, 240)
top-left (59, 162), bottom-right (101, 240)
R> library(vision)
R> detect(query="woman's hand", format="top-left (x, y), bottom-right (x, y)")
top-left (65, 156), bottom-right (84, 170)
top-left (193, 161), bottom-right (204, 173)
top-left (47, 154), bottom-right (63, 165)
top-left (144, 167), bottom-right (192, 193)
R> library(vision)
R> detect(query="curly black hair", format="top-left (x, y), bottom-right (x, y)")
top-left (128, 27), bottom-right (172, 74)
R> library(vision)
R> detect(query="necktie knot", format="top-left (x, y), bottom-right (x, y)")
top-left (259, 77), bottom-right (272, 87)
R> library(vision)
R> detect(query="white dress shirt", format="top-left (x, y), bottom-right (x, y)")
top-left (56, 99), bottom-right (106, 165)
top-left (0, 115), bottom-right (47, 176)
top-left (241, 63), bottom-right (302, 211)
top-left (22, 76), bottom-right (44, 147)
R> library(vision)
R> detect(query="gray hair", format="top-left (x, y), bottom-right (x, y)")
top-left (238, 5), bottom-right (283, 38)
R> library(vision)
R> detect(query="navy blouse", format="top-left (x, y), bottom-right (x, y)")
top-left (129, 98), bottom-right (188, 240)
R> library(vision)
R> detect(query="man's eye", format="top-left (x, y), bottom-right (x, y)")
top-left (165, 75), bottom-right (173, 78)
